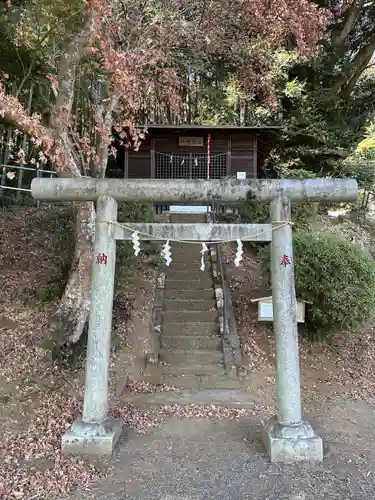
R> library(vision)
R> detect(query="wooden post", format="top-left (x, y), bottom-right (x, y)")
top-left (253, 133), bottom-right (258, 178)
top-left (150, 139), bottom-right (155, 178)
top-left (124, 148), bottom-right (129, 179)
top-left (17, 84), bottom-right (34, 200)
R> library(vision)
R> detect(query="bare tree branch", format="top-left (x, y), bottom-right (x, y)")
top-left (331, 0), bottom-right (365, 50)
top-left (333, 31), bottom-right (375, 93)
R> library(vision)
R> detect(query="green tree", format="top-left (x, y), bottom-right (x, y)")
top-left (0, 0), bottom-right (327, 347)
top-left (341, 123), bottom-right (375, 213)
top-left (271, 1), bottom-right (375, 177)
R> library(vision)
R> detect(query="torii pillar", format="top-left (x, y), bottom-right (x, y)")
top-left (31, 177), bottom-right (357, 461)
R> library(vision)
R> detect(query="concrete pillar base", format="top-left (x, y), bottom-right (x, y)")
top-left (61, 416), bottom-right (122, 456)
top-left (261, 416), bottom-right (323, 463)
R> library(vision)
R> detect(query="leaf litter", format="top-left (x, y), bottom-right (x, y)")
top-left (222, 239), bottom-right (375, 404)
top-left (0, 206), bottom-right (264, 500)
top-left (3, 207), bottom-right (375, 498)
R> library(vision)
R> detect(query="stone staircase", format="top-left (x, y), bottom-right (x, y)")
top-left (146, 213), bottom-right (242, 390)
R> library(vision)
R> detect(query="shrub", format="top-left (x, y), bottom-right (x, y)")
top-left (117, 202), bottom-right (154, 224)
top-left (258, 230), bottom-right (375, 338)
top-left (238, 170), bottom-right (320, 246)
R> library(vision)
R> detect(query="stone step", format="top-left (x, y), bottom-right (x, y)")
top-left (166, 271), bottom-right (212, 281)
top-left (162, 321), bottom-right (219, 337)
top-left (169, 247), bottom-right (210, 255)
top-left (164, 279), bottom-right (213, 291)
top-left (159, 348), bottom-right (223, 366)
top-left (168, 260), bottom-right (211, 268)
top-left (169, 242), bottom-right (208, 249)
top-left (151, 374), bottom-right (241, 390)
top-left (161, 335), bottom-right (221, 350)
top-left (169, 247), bottom-right (210, 254)
top-left (167, 262), bottom-right (205, 268)
top-left (122, 389), bottom-right (256, 409)
top-left (169, 244), bottom-right (209, 250)
top-left (167, 259), bottom-right (202, 265)
top-left (166, 263), bottom-right (212, 281)
top-left (162, 310), bottom-right (217, 323)
top-left (171, 250), bottom-right (210, 262)
top-left (199, 376), bottom-right (243, 389)
top-left (163, 299), bottom-right (215, 312)
top-left (169, 248), bottom-right (206, 255)
top-left (161, 361), bottom-right (224, 376)
top-left (163, 289), bottom-right (215, 301)
top-left (157, 375), bottom-right (201, 389)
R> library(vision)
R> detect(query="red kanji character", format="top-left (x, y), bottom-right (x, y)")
top-left (96, 252), bottom-right (108, 265)
top-left (280, 254), bottom-right (291, 267)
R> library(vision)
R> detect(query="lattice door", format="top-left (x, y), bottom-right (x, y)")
top-left (154, 152), bottom-right (227, 179)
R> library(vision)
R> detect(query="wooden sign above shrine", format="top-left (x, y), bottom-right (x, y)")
top-left (178, 136), bottom-right (204, 147)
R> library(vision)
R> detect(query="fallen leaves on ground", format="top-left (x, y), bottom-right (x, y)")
top-left (223, 239), bottom-right (375, 405)
top-left (3, 209), bottom-right (375, 499)
top-left (1, 208), bottom-right (264, 500)
top-left (127, 380), bottom-right (176, 394)
top-left (157, 404), bottom-right (259, 420)
top-left (0, 392), bottom-right (97, 500)
top-left (0, 388), bottom-right (271, 500)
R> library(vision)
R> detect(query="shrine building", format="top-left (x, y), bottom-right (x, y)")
top-left (110, 124), bottom-right (281, 212)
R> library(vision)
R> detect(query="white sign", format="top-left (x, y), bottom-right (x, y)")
top-left (169, 205), bottom-right (209, 213)
top-left (260, 302), bottom-right (273, 320)
top-left (236, 171), bottom-right (247, 180)
top-left (178, 136), bottom-right (204, 147)
top-left (254, 296), bottom-right (307, 323)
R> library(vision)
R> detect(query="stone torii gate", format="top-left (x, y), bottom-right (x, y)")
top-left (31, 177), bottom-right (357, 462)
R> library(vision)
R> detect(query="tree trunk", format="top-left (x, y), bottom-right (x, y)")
top-left (47, 201), bottom-right (96, 352)
top-left (46, 100), bottom-right (113, 355)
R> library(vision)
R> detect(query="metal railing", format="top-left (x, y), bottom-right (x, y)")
top-left (215, 242), bottom-right (242, 368)
top-left (0, 163), bottom-right (57, 202)
top-left (0, 163), bottom-right (90, 205)
top-left (210, 204), bottom-right (242, 370)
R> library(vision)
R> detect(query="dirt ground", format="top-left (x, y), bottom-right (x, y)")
top-left (2, 208), bottom-right (375, 499)
top-left (56, 402), bottom-right (375, 500)
top-left (0, 205), bottom-right (158, 499)
top-left (223, 237), bottom-right (375, 408)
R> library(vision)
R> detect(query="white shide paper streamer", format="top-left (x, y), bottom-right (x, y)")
top-left (200, 243), bottom-right (208, 271)
top-left (234, 239), bottom-right (243, 267)
top-left (131, 231), bottom-right (140, 256)
top-left (161, 240), bottom-right (172, 266)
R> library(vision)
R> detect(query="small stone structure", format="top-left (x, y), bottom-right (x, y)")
top-left (31, 177), bottom-right (357, 462)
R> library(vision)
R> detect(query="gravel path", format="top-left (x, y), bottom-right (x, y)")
top-left (70, 397), bottom-right (375, 500)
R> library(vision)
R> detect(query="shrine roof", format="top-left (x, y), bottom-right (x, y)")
top-left (138, 124), bottom-right (281, 132)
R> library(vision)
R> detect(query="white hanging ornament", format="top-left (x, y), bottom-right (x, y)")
top-left (200, 243), bottom-right (208, 271)
top-left (234, 239), bottom-right (243, 267)
top-left (131, 231), bottom-right (140, 256)
top-left (161, 240), bottom-right (172, 266)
